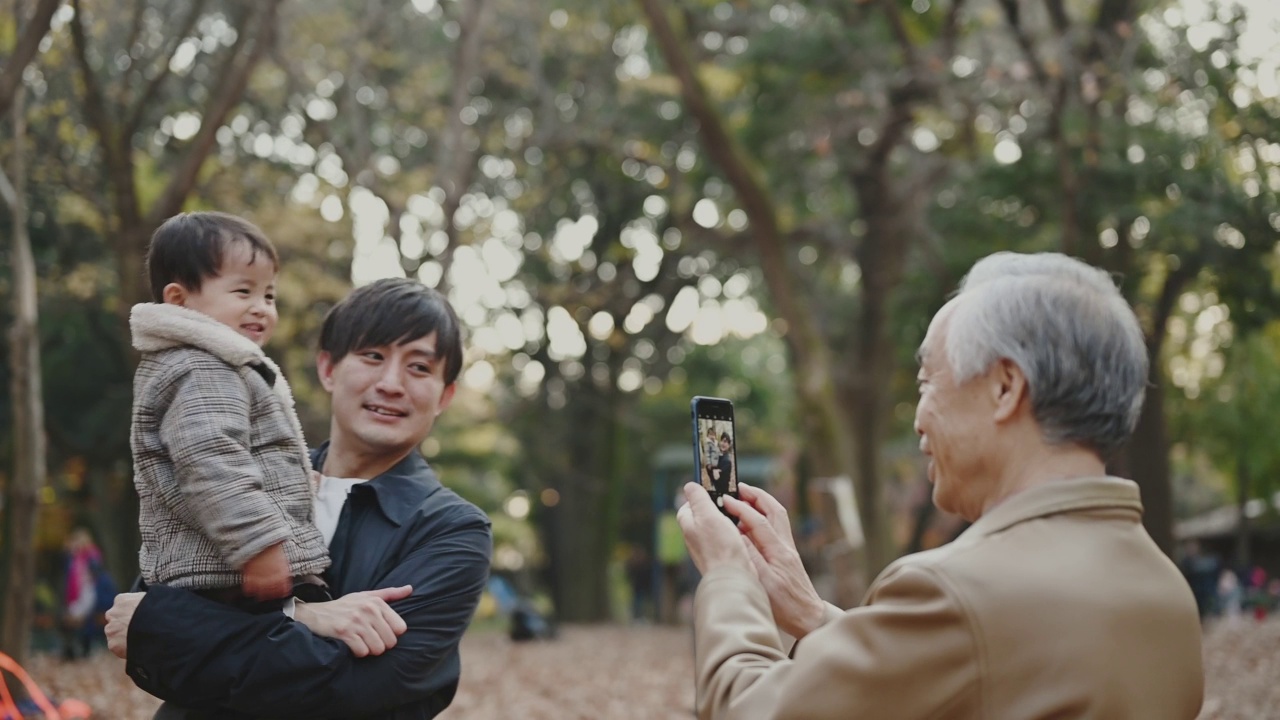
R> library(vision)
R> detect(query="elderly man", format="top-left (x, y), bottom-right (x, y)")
top-left (678, 252), bottom-right (1204, 719)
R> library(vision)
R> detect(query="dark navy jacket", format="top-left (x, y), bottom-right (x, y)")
top-left (125, 446), bottom-right (492, 719)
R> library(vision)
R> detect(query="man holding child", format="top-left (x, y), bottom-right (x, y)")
top-left (108, 212), bottom-right (492, 719)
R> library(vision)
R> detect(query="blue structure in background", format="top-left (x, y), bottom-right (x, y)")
top-left (647, 445), bottom-right (777, 623)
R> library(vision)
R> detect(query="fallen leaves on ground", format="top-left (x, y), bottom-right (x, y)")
top-left (1197, 615), bottom-right (1280, 720)
top-left (440, 625), bottom-right (695, 720)
top-left (14, 617), bottom-right (1276, 719)
top-left (23, 653), bottom-right (160, 720)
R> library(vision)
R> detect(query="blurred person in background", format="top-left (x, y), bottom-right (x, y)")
top-left (61, 527), bottom-right (108, 660)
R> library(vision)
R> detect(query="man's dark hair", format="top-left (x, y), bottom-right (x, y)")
top-left (720, 433), bottom-right (732, 444)
top-left (146, 212), bottom-right (279, 301)
top-left (319, 278), bottom-right (464, 385)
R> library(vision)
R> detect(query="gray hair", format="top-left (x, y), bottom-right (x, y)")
top-left (946, 252), bottom-right (1148, 456)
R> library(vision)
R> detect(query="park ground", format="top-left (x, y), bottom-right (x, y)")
top-left (18, 616), bottom-right (1280, 719)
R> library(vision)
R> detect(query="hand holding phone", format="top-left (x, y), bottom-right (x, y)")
top-left (691, 396), bottom-right (739, 520)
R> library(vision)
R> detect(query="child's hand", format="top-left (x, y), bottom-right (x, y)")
top-left (242, 543), bottom-right (292, 600)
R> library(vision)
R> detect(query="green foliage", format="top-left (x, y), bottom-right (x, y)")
top-left (1171, 320), bottom-right (1280, 505)
top-left (5, 0), bottom-right (1280, 620)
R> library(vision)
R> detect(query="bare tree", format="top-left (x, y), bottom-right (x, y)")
top-left (638, 0), bottom-right (962, 577)
top-left (69, 0), bottom-right (283, 318)
top-left (0, 0), bottom-right (60, 117)
top-left (433, 0), bottom-right (491, 292)
top-left (1, 0), bottom-right (47, 664)
top-left (67, 0), bottom-right (283, 579)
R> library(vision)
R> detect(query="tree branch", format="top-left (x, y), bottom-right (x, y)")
top-left (636, 0), bottom-right (783, 276)
top-left (122, 0), bottom-right (146, 83)
top-left (123, 0), bottom-right (208, 137)
top-left (1043, 0), bottom-right (1069, 34)
top-left (0, 165), bottom-right (16, 210)
top-left (996, 0), bottom-right (1051, 88)
top-left (996, 0), bottom-right (1086, 256)
top-left (147, 0), bottom-right (281, 224)
top-left (70, 0), bottom-right (141, 227)
top-left (637, 0), bottom-right (860, 493)
top-left (436, 0), bottom-right (492, 294)
top-left (874, 0), bottom-right (919, 68)
top-left (1149, 262), bottom-right (1195, 354)
top-left (0, 0), bottom-right (62, 119)
top-left (939, 0), bottom-right (971, 60)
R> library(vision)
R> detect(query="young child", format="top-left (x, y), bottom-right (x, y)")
top-left (702, 426), bottom-right (720, 490)
top-left (130, 212), bottom-right (328, 607)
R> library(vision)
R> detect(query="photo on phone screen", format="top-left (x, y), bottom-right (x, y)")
top-left (691, 396), bottom-right (738, 518)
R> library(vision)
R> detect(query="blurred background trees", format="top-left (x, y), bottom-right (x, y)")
top-left (0, 0), bottom-right (1277, 640)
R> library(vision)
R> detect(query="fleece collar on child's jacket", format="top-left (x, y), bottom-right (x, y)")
top-left (130, 302), bottom-right (313, 475)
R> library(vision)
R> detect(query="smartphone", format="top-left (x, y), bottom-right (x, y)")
top-left (691, 396), bottom-right (739, 520)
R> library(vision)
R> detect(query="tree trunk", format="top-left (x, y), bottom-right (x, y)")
top-left (86, 462), bottom-right (140, 587)
top-left (70, 0), bottom-right (283, 582)
top-left (544, 478), bottom-right (611, 621)
top-left (1234, 463), bottom-right (1250, 569)
top-left (637, 0), bottom-right (862, 548)
top-left (2, 71), bottom-right (45, 663)
top-left (1125, 362), bottom-right (1174, 554)
top-left (905, 478), bottom-right (936, 554)
top-left (1116, 264), bottom-right (1189, 557)
top-left (0, 0), bottom-right (60, 120)
top-left (543, 384), bottom-right (619, 622)
top-left (846, 159), bottom-right (933, 575)
top-left (433, 0), bottom-right (490, 292)
top-left (849, 283), bottom-right (896, 576)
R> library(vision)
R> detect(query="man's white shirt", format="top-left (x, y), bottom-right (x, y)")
top-left (283, 475), bottom-right (362, 618)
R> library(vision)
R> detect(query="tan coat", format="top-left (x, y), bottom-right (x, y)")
top-left (694, 477), bottom-right (1204, 719)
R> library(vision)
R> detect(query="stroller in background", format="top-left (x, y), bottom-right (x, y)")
top-left (0, 652), bottom-right (90, 720)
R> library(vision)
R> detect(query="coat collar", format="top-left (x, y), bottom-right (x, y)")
top-left (959, 476), bottom-right (1144, 542)
top-left (131, 302), bottom-right (267, 368)
top-left (133, 301), bottom-right (313, 474)
top-left (311, 442), bottom-right (442, 527)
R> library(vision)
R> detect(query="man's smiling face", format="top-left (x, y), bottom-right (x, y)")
top-left (318, 331), bottom-right (456, 462)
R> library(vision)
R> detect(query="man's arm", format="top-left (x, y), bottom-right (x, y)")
top-left (693, 563), bottom-right (980, 719)
top-left (125, 506), bottom-right (492, 719)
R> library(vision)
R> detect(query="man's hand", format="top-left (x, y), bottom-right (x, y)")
top-left (726, 482), bottom-right (828, 640)
top-left (294, 586), bottom-right (413, 657)
top-left (105, 592), bottom-right (145, 659)
top-left (242, 543), bottom-right (293, 601)
top-left (676, 483), bottom-right (751, 576)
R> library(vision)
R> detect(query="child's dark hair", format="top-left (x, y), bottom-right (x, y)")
top-left (146, 212), bottom-right (279, 302)
top-left (319, 278), bottom-right (465, 386)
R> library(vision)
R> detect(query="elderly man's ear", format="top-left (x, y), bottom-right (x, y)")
top-left (991, 358), bottom-right (1028, 423)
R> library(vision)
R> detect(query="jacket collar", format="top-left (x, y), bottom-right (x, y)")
top-left (131, 302), bottom-right (267, 368)
top-left (311, 442), bottom-right (442, 527)
top-left (959, 476), bottom-right (1144, 541)
top-left (133, 302), bottom-right (314, 472)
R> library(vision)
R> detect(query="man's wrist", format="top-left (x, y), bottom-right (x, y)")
top-left (793, 594), bottom-right (828, 639)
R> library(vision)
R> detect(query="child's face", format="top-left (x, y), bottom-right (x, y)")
top-left (171, 241), bottom-right (278, 346)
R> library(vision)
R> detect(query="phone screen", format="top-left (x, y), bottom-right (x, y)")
top-left (691, 396), bottom-right (739, 518)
